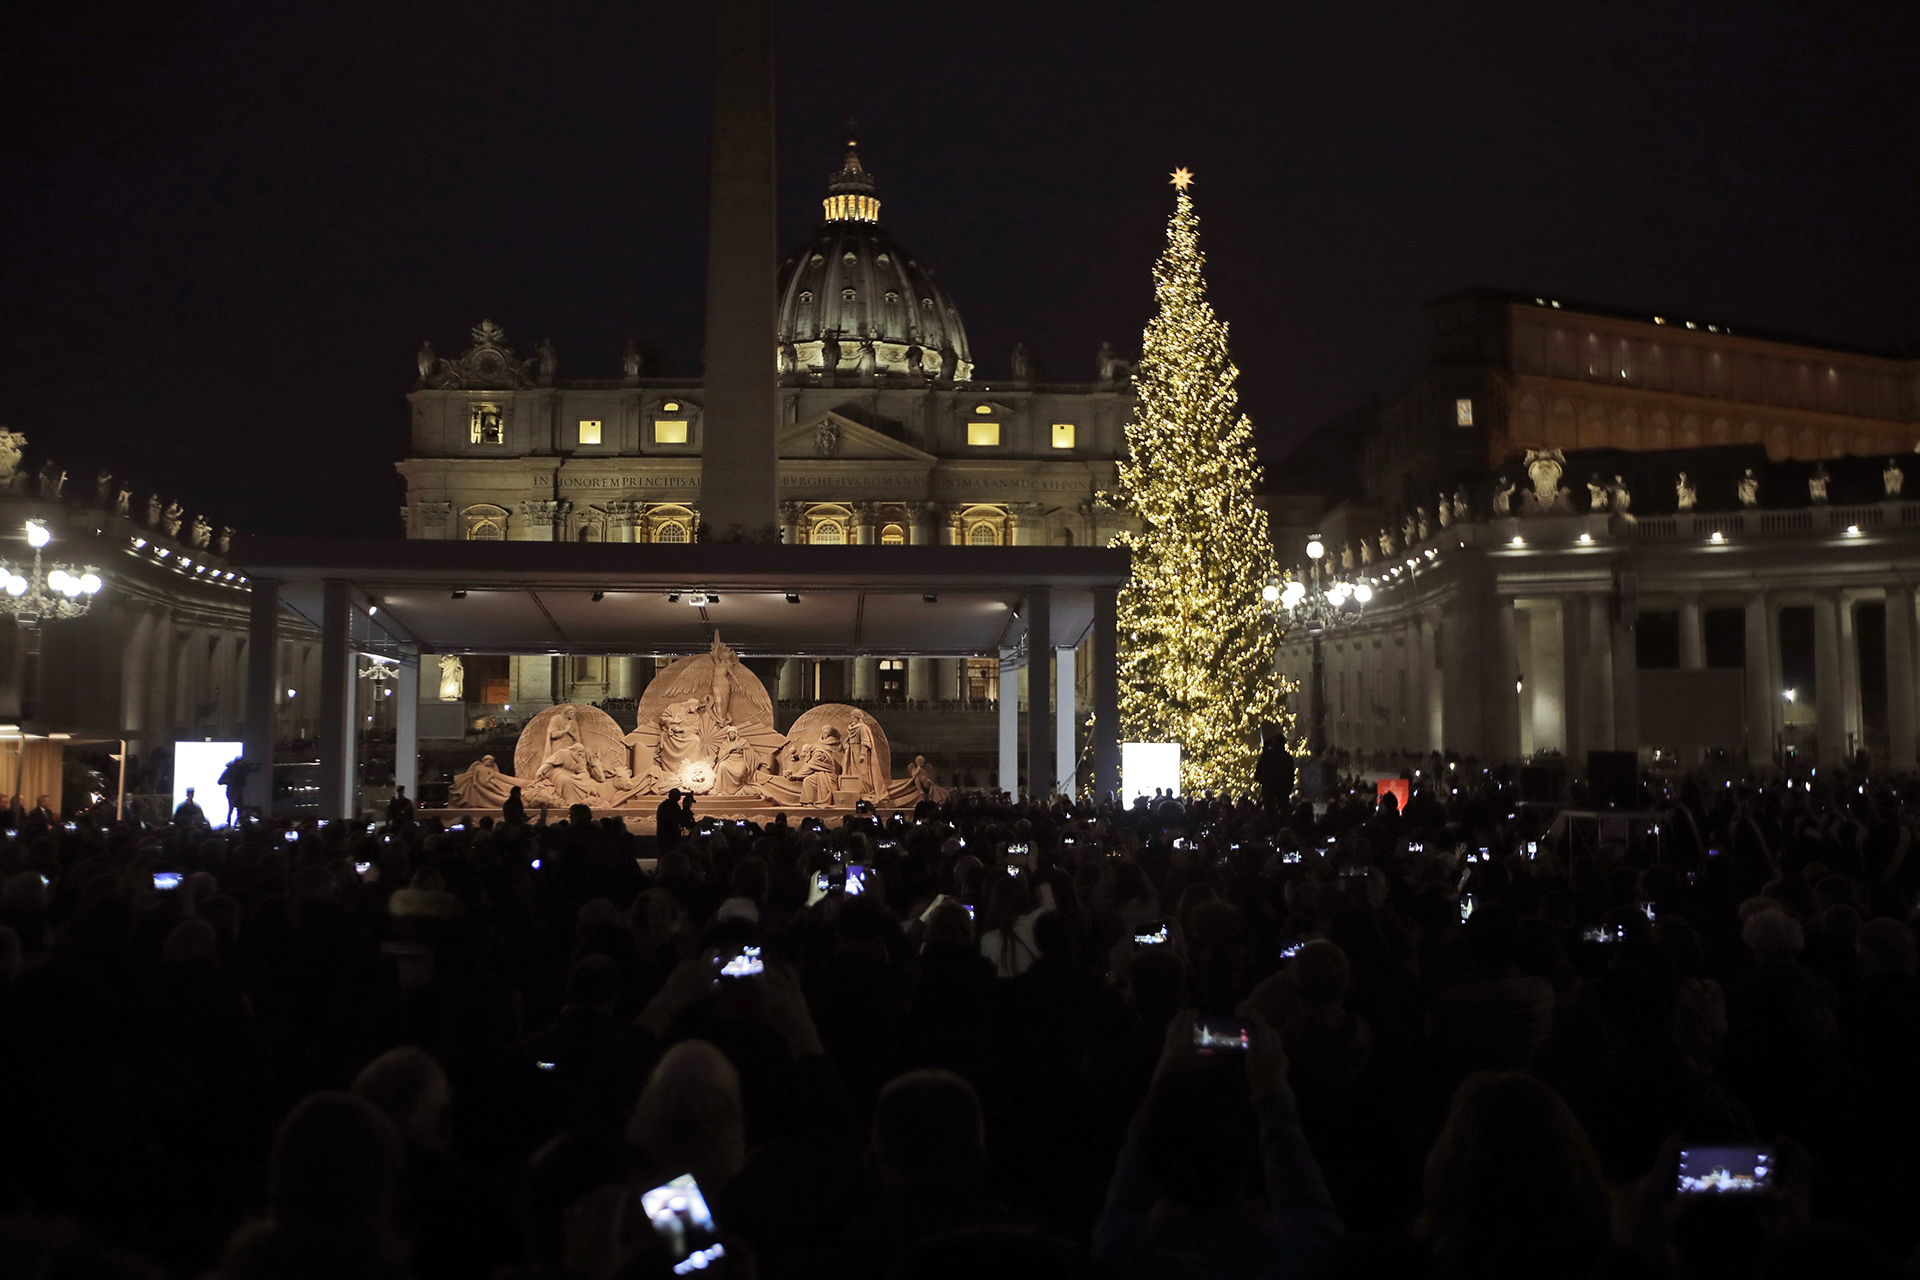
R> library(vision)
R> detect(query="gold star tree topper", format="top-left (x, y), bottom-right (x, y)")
top-left (1169, 167), bottom-right (1194, 190)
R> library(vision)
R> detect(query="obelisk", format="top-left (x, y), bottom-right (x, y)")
top-left (698, 0), bottom-right (779, 537)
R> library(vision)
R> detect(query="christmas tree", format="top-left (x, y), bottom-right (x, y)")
top-left (1110, 169), bottom-right (1288, 794)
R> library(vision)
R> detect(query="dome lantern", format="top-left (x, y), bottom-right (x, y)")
top-left (822, 134), bottom-right (879, 224)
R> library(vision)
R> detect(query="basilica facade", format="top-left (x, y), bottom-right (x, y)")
top-left (395, 140), bottom-right (1135, 721)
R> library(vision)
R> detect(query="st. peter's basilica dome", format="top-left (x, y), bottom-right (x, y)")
top-left (776, 138), bottom-right (974, 383)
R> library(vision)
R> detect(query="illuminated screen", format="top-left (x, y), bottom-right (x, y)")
top-left (174, 741), bottom-right (244, 821)
top-left (654, 420), bottom-right (689, 444)
top-left (1122, 742), bottom-right (1181, 805)
top-left (966, 422), bottom-right (1000, 447)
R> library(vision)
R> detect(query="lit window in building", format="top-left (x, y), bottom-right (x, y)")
top-left (1051, 422), bottom-right (1076, 448)
top-left (967, 421), bottom-right (1001, 446)
top-left (656, 522), bottom-right (688, 543)
top-left (880, 523), bottom-right (905, 546)
top-left (968, 522), bottom-right (999, 546)
top-left (578, 419), bottom-right (602, 445)
top-left (654, 420), bottom-right (689, 444)
top-left (469, 520), bottom-right (502, 541)
top-left (879, 659), bottom-right (906, 701)
top-left (1455, 398), bottom-right (1473, 427)
top-left (813, 520), bottom-right (845, 545)
top-left (470, 404), bottom-right (504, 444)
top-left (663, 401), bottom-right (681, 411)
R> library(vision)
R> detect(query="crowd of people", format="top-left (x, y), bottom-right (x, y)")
top-left (3, 763), bottom-right (1919, 1278)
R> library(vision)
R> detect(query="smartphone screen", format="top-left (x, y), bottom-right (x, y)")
top-left (1582, 924), bottom-right (1625, 944)
top-left (153, 871), bottom-right (184, 891)
top-left (1459, 893), bottom-right (1476, 923)
top-left (720, 946), bottom-right (764, 978)
top-left (1676, 1146), bottom-right (1774, 1195)
top-left (1007, 842), bottom-right (1030, 857)
top-left (844, 865), bottom-right (867, 896)
top-left (639, 1173), bottom-right (725, 1273)
top-left (354, 861), bottom-right (372, 877)
top-left (963, 903), bottom-right (976, 920)
top-left (1193, 1017), bottom-right (1250, 1055)
top-left (1278, 937), bottom-right (1307, 959)
top-left (1003, 864), bottom-right (1021, 878)
top-left (1133, 922), bottom-right (1170, 946)
top-left (814, 872), bottom-right (830, 893)
top-left (1282, 850), bottom-right (1303, 864)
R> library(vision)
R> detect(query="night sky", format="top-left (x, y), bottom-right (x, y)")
top-left (5, 1), bottom-right (1916, 537)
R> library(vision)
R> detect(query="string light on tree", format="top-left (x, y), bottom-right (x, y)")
top-left (1109, 168), bottom-right (1291, 794)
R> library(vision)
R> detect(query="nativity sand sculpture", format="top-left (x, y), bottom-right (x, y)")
top-left (449, 632), bottom-right (938, 815)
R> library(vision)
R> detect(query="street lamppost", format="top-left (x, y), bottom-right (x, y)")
top-left (1273, 534), bottom-right (1369, 760)
top-left (0, 519), bottom-right (104, 721)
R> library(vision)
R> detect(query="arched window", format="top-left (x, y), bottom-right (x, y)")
top-left (469, 520), bottom-right (502, 541)
top-left (968, 522), bottom-right (999, 546)
top-left (656, 522), bottom-right (688, 544)
top-left (880, 523), bottom-right (905, 546)
top-left (813, 520), bottom-right (845, 545)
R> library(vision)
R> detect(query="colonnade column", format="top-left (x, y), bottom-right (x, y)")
top-left (905, 502), bottom-right (933, 546)
top-left (1583, 593), bottom-right (1615, 760)
top-left (1611, 594), bottom-right (1640, 754)
top-left (1488, 597), bottom-right (1522, 762)
top-left (851, 657), bottom-right (878, 700)
top-left (395, 645), bottom-right (419, 802)
top-left (1402, 618), bottom-right (1425, 753)
top-left (1093, 587), bottom-right (1120, 799)
top-left (243, 580), bottom-right (280, 814)
top-left (1025, 587), bottom-right (1053, 797)
top-left (997, 648), bottom-right (1019, 794)
top-left (1813, 591), bottom-right (1844, 765)
top-left (906, 658), bottom-right (933, 702)
top-left (1743, 592), bottom-right (1775, 766)
top-left (779, 502), bottom-right (802, 546)
top-left (777, 659), bottom-right (798, 701)
top-left (1055, 643), bottom-right (1077, 798)
top-left (318, 581), bottom-right (357, 819)
top-left (1886, 583), bottom-right (1918, 772)
top-left (1838, 594), bottom-right (1862, 755)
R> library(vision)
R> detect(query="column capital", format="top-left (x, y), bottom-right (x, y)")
top-left (519, 499), bottom-right (568, 522)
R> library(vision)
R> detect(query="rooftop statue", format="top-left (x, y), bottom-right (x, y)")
top-left (1739, 468), bottom-right (1760, 507)
top-left (1887, 458), bottom-right (1905, 499)
top-left (1676, 472), bottom-right (1697, 511)
top-left (1521, 450), bottom-right (1571, 515)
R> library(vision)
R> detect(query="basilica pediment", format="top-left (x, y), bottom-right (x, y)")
top-left (780, 411), bottom-right (934, 463)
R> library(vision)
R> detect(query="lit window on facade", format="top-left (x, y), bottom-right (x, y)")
top-left (967, 522), bottom-right (999, 546)
top-left (880, 523), bottom-right (905, 545)
top-left (967, 422), bottom-right (1000, 447)
top-left (469, 520), bottom-right (502, 541)
top-left (812, 520), bottom-right (845, 545)
top-left (1051, 422), bottom-right (1076, 448)
top-left (1455, 398), bottom-right (1474, 427)
top-left (578, 419), bottom-right (602, 445)
top-left (842, 289), bottom-right (856, 302)
top-left (656, 522), bottom-right (688, 543)
top-left (470, 404), bottom-right (504, 444)
top-left (654, 420), bottom-right (689, 444)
